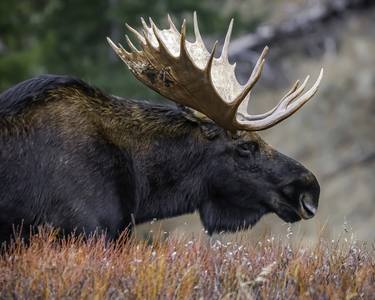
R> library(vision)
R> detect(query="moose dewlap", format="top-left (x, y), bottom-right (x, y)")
top-left (0, 13), bottom-right (322, 244)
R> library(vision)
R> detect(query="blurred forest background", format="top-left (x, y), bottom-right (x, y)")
top-left (1, 0), bottom-right (374, 241)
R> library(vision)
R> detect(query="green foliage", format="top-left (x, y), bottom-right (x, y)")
top-left (0, 0), bottom-right (263, 99)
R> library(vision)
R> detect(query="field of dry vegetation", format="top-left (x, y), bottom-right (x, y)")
top-left (0, 227), bottom-right (374, 299)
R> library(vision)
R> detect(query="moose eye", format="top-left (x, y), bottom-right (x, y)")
top-left (237, 142), bottom-right (259, 156)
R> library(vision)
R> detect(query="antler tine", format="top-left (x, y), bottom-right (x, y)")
top-left (149, 17), bottom-right (156, 28)
top-left (151, 23), bottom-right (175, 58)
top-left (107, 37), bottom-right (119, 52)
top-left (266, 70), bottom-right (323, 127)
top-left (248, 46), bottom-right (269, 84)
top-left (167, 14), bottom-right (179, 33)
top-left (107, 37), bottom-right (131, 57)
top-left (125, 23), bottom-right (146, 45)
top-left (140, 17), bottom-right (155, 47)
top-left (179, 19), bottom-right (189, 59)
top-left (240, 76), bottom-right (310, 122)
top-left (230, 46), bottom-right (269, 117)
top-left (180, 19), bottom-right (187, 40)
top-left (284, 80), bottom-right (300, 99)
top-left (193, 11), bottom-right (205, 47)
top-left (239, 80), bottom-right (301, 121)
top-left (220, 18), bottom-right (234, 62)
top-left (141, 28), bottom-right (151, 47)
top-left (237, 69), bottom-right (324, 130)
top-left (284, 75), bottom-right (310, 108)
top-left (125, 34), bottom-right (140, 52)
top-left (118, 43), bottom-right (128, 53)
top-left (141, 17), bottom-right (149, 32)
top-left (205, 41), bottom-right (218, 81)
top-left (286, 68), bottom-right (323, 111)
top-left (232, 48), bottom-right (267, 110)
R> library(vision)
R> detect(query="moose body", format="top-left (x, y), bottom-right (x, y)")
top-left (0, 14), bottom-right (322, 244)
top-left (0, 75), bottom-right (205, 242)
top-left (0, 75), bottom-right (319, 243)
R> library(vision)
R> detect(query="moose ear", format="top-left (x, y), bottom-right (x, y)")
top-left (199, 123), bottom-right (223, 140)
top-left (178, 105), bottom-right (222, 140)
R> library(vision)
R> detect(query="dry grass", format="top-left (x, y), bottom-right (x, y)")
top-left (0, 227), bottom-right (374, 299)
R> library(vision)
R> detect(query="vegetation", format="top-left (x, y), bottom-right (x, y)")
top-left (0, 0), bottom-right (263, 98)
top-left (0, 227), bottom-right (373, 299)
top-left (1, 2), bottom-right (374, 299)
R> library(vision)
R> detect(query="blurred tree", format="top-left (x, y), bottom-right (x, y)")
top-left (0, 1), bottom-right (44, 91)
top-left (0, 0), bottom-right (263, 98)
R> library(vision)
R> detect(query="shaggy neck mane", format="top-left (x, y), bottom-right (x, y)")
top-left (82, 90), bottom-right (209, 223)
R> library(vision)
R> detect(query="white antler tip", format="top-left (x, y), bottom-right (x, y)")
top-left (180, 19), bottom-right (187, 35)
top-left (106, 37), bottom-right (118, 49)
top-left (319, 68), bottom-right (324, 78)
top-left (313, 68), bottom-right (324, 88)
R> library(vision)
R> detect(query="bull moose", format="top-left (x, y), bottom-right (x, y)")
top-left (0, 13), bottom-right (323, 243)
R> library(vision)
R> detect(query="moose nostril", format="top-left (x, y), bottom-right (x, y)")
top-left (299, 193), bottom-right (317, 218)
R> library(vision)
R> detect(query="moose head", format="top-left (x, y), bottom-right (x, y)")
top-left (107, 13), bottom-right (323, 234)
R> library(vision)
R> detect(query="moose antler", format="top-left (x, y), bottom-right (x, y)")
top-left (107, 12), bottom-right (323, 131)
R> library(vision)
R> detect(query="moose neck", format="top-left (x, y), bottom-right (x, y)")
top-left (94, 96), bottom-right (210, 223)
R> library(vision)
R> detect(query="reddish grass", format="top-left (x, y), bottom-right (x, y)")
top-left (0, 227), bottom-right (374, 299)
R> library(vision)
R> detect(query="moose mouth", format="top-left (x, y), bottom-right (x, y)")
top-left (272, 192), bottom-right (317, 222)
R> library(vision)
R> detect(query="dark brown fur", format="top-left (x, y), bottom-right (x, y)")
top-left (0, 75), bottom-right (320, 243)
